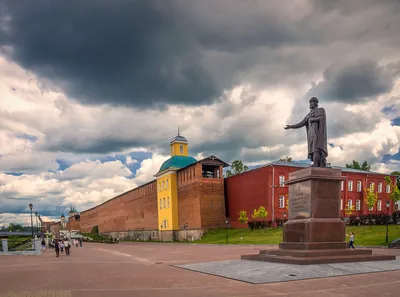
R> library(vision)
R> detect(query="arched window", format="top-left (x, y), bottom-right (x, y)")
top-left (180, 144), bottom-right (183, 154)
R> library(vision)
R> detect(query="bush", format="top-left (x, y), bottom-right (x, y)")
top-left (375, 213), bottom-right (385, 225)
top-left (349, 215), bottom-right (360, 226)
top-left (359, 215), bottom-right (368, 225)
top-left (392, 210), bottom-right (400, 223)
top-left (90, 225), bottom-right (99, 234)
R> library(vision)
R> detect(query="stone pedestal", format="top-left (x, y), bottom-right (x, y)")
top-left (241, 167), bottom-right (396, 264)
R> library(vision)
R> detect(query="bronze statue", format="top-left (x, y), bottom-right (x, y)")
top-left (284, 97), bottom-right (328, 167)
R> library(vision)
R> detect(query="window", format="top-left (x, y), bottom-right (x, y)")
top-left (163, 198), bottom-right (166, 209)
top-left (163, 219), bottom-right (167, 229)
top-left (341, 181), bottom-right (344, 191)
top-left (356, 200), bottom-right (361, 210)
top-left (279, 196), bottom-right (285, 208)
top-left (347, 200), bottom-right (352, 209)
top-left (279, 176), bottom-right (285, 187)
top-left (357, 181), bottom-right (362, 192)
top-left (158, 182), bottom-right (161, 192)
top-left (180, 144), bottom-right (183, 154)
top-left (386, 185), bottom-right (390, 193)
top-left (341, 199), bottom-right (343, 210)
top-left (167, 197), bottom-right (170, 208)
top-left (370, 182), bottom-right (374, 191)
top-left (348, 181), bottom-right (353, 192)
top-left (377, 200), bottom-right (382, 211)
top-left (166, 179), bottom-right (169, 189)
top-left (162, 181), bottom-right (165, 190)
top-left (159, 199), bottom-right (162, 209)
top-left (378, 182), bottom-right (382, 193)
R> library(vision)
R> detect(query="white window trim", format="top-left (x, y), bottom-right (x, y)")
top-left (341, 199), bottom-right (343, 210)
top-left (370, 182), bottom-right (374, 191)
top-left (386, 185), bottom-right (390, 193)
top-left (377, 200), bottom-right (382, 211)
top-left (347, 200), bottom-right (352, 209)
top-left (356, 181), bottom-right (362, 192)
top-left (378, 183), bottom-right (382, 193)
top-left (341, 181), bottom-right (344, 191)
top-left (278, 196), bottom-right (285, 208)
top-left (348, 181), bottom-right (353, 192)
top-left (356, 200), bottom-right (361, 211)
top-left (279, 176), bottom-right (285, 187)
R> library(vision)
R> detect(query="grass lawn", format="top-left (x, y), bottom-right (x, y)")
top-left (195, 225), bottom-right (400, 246)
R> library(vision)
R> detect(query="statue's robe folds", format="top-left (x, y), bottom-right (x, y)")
top-left (291, 107), bottom-right (328, 161)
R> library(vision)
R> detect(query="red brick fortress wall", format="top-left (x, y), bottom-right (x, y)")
top-left (79, 180), bottom-right (158, 233)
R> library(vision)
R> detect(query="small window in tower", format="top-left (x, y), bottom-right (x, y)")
top-left (163, 198), bottom-right (166, 209)
top-left (180, 144), bottom-right (183, 154)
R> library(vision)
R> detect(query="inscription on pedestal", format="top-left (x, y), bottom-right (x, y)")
top-left (289, 181), bottom-right (311, 219)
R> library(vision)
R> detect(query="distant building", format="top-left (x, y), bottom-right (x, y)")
top-left (71, 135), bottom-right (397, 241)
top-left (225, 161), bottom-right (397, 228)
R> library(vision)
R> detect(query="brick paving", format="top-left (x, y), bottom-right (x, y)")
top-left (0, 243), bottom-right (399, 297)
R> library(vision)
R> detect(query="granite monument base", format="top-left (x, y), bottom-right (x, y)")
top-left (241, 167), bottom-right (396, 264)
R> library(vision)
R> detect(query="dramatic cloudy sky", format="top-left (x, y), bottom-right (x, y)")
top-left (1, 0), bottom-right (399, 226)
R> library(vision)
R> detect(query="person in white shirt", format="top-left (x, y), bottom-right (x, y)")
top-left (346, 231), bottom-right (355, 249)
top-left (64, 238), bottom-right (71, 256)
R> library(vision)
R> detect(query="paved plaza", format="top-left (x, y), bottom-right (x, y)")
top-left (0, 243), bottom-right (399, 297)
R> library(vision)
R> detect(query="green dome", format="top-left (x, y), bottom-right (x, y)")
top-left (158, 155), bottom-right (197, 173)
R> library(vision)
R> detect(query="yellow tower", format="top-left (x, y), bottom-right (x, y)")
top-left (154, 132), bottom-right (197, 231)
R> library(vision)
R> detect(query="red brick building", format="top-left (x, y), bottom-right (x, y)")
top-left (225, 161), bottom-right (397, 228)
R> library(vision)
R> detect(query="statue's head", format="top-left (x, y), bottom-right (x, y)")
top-left (309, 97), bottom-right (318, 109)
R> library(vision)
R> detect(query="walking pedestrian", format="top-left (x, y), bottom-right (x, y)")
top-left (74, 238), bottom-right (79, 247)
top-left (59, 240), bottom-right (64, 253)
top-left (64, 238), bottom-right (71, 256)
top-left (346, 231), bottom-right (355, 249)
top-left (79, 238), bottom-right (83, 247)
top-left (54, 240), bottom-right (60, 257)
top-left (41, 238), bottom-right (46, 252)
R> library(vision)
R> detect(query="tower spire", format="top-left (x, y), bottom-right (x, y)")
top-left (178, 126), bottom-right (180, 136)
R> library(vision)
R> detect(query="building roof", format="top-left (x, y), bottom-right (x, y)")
top-left (157, 155), bottom-right (197, 174)
top-left (170, 135), bottom-right (188, 144)
top-left (253, 160), bottom-right (391, 176)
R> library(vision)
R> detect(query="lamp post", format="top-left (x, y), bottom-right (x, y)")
top-left (283, 212), bottom-right (287, 226)
top-left (29, 203), bottom-right (33, 238)
top-left (225, 220), bottom-right (229, 244)
top-left (184, 223), bottom-right (188, 243)
top-left (386, 201), bottom-right (390, 244)
top-left (38, 215), bottom-right (41, 237)
top-left (35, 212), bottom-right (38, 237)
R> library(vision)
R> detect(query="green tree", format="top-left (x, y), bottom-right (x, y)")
top-left (384, 176), bottom-right (400, 204)
top-left (365, 188), bottom-right (378, 211)
top-left (279, 156), bottom-right (293, 162)
top-left (238, 210), bottom-right (249, 224)
top-left (345, 205), bottom-right (355, 217)
top-left (225, 160), bottom-right (249, 177)
top-left (390, 171), bottom-right (400, 185)
top-left (8, 223), bottom-right (23, 232)
top-left (250, 206), bottom-right (268, 228)
top-left (345, 160), bottom-right (371, 171)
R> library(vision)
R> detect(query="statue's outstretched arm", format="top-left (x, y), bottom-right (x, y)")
top-left (285, 115), bottom-right (308, 130)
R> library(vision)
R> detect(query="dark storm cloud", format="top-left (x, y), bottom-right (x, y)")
top-left (0, 0), bottom-right (219, 108)
top-left (306, 60), bottom-right (397, 103)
